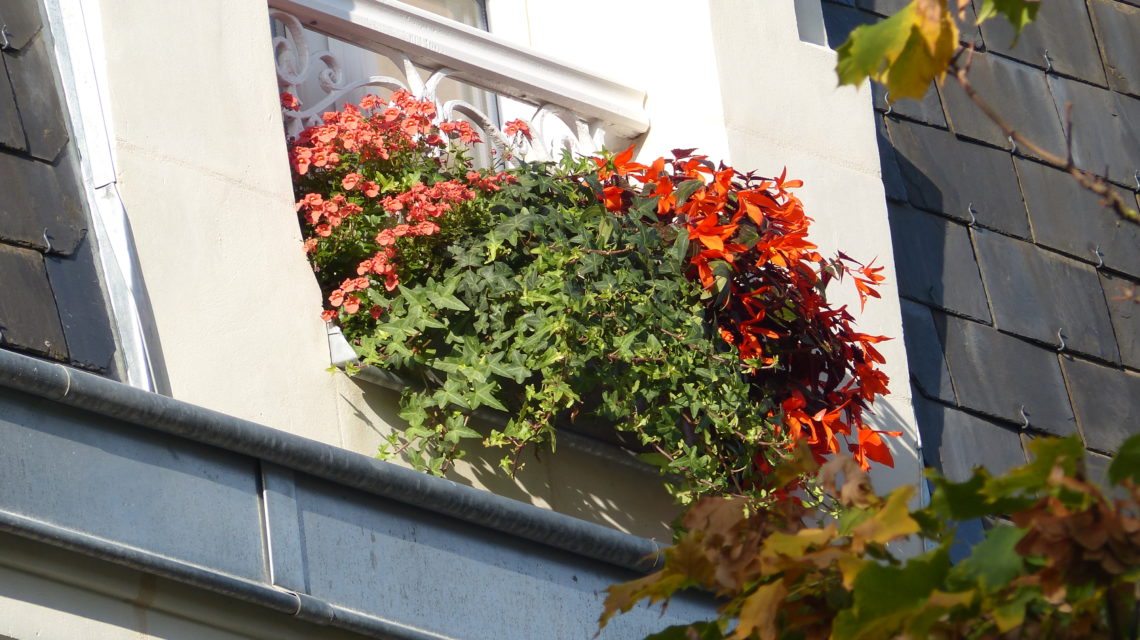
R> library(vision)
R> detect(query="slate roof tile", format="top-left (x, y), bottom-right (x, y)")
top-left (886, 118), bottom-right (1030, 237)
top-left (44, 235), bottom-right (116, 371)
top-left (1048, 75), bottom-right (1140, 188)
top-left (0, 56), bottom-right (25, 152)
top-left (888, 202), bottom-right (992, 321)
top-left (1016, 157), bottom-right (1140, 278)
top-left (1062, 356), bottom-right (1140, 451)
top-left (973, 227), bottom-right (1119, 362)
top-left (875, 116), bottom-right (908, 202)
top-left (934, 312), bottom-right (1076, 436)
top-left (4, 31), bottom-right (68, 162)
top-left (1087, 0), bottom-right (1140, 98)
top-left (899, 300), bottom-right (957, 404)
top-left (0, 149), bottom-right (85, 254)
top-left (820, 1), bottom-right (876, 50)
top-left (979, 0), bottom-right (1107, 85)
top-left (0, 242), bottom-right (66, 359)
top-left (1101, 272), bottom-right (1140, 370)
top-left (874, 83), bottom-right (947, 128)
top-left (914, 397), bottom-right (1027, 482)
top-left (940, 52), bottom-right (1067, 160)
top-left (0, 0), bottom-right (43, 52)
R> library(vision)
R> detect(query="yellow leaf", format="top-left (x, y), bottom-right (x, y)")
top-left (762, 527), bottom-right (835, 559)
top-left (836, 0), bottom-right (960, 101)
top-left (730, 580), bottom-right (788, 640)
top-left (851, 485), bottom-right (919, 550)
top-left (838, 555), bottom-right (868, 590)
top-left (599, 570), bottom-right (688, 628)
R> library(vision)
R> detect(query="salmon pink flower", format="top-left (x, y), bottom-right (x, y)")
top-left (342, 173), bottom-right (364, 190)
top-left (320, 309), bottom-right (337, 322)
top-left (363, 181), bottom-right (380, 198)
top-left (328, 289), bottom-right (345, 307)
top-left (315, 224), bottom-right (332, 237)
top-left (343, 295), bottom-right (361, 314)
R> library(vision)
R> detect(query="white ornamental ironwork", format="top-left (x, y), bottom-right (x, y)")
top-left (271, 9), bottom-right (611, 162)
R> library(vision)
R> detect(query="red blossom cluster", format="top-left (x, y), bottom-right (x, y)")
top-left (290, 89), bottom-right (442, 175)
top-left (595, 146), bottom-right (898, 469)
top-left (288, 92), bottom-right (522, 325)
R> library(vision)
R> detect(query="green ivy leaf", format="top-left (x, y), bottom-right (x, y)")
top-left (1108, 433), bottom-right (1140, 485)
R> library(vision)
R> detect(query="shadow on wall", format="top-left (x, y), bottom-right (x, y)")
top-left (341, 377), bottom-right (678, 542)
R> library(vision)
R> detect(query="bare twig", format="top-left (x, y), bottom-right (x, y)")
top-left (948, 58), bottom-right (1140, 226)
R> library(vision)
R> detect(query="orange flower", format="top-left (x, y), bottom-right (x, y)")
top-left (601, 186), bottom-right (624, 212)
top-left (343, 295), bottom-right (361, 314)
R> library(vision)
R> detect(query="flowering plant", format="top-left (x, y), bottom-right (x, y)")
top-left (287, 91), bottom-right (894, 502)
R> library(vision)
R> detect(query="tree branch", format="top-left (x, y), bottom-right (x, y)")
top-left (948, 58), bottom-right (1140, 226)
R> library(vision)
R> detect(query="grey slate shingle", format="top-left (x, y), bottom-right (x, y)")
top-left (0, 148), bottom-right (85, 254)
top-left (973, 227), bottom-right (1119, 362)
top-left (887, 118), bottom-right (1030, 237)
top-left (0, 56), bottom-right (25, 152)
top-left (934, 312), bottom-right (1076, 436)
top-left (888, 202), bottom-right (992, 321)
top-left (1062, 356), bottom-right (1140, 451)
top-left (979, 0), bottom-right (1107, 86)
top-left (940, 52), bottom-right (1068, 160)
top-left (1101, 271), bottom-right (1140, 370)
top-left (0, 0), bottom-right (43, 52)
top-left (1015, 156), bottom-right (1140, 278)
top-left (1087, 0), bottom-right (1140, 98)
top-left (1048, 75), bottom-right (1140, 188)
top-left (899, 299), bottom-right (957, 404)
top-left (0, 242), bottom-right (66, 359)
top-left (4, 31), bottom-right (68, 162)
top-left (914, 397), bottom-right (1027, 482)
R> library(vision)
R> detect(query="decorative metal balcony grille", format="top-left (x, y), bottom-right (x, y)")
top-left (269, 0), bottom-right (649, 161)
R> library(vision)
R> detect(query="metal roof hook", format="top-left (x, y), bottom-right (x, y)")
top-left (883, 90), bottom-right (893, 116)
top-left (1092, 245), bottom-right (1104, 269)
top-left (1043, 49), bottom-right (1054, 74)
top-left (1056, 328), bottom-right (1066, 353)
top-left (1133, 170), bottom-right (1139, 193)
top-left (42, 229), bottom-right (53, 253)
top-left (967, 202), bottom-right (978, 226)
top-left (1019, 405), bottom-right (1030, 429)
top-left (0, 25), bottom-right (9, 51)
top-left (1008, 135), bottom-right (1019, 155)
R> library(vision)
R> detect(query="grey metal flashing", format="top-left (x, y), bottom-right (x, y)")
top-left (0, 508), bottom-right (450, 640)
top-left (0, 348), bottom-right (663, 574)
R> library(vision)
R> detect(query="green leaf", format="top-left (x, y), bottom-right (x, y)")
top-left (425, 289), bottom-right (470, 312)
top-left (953, 524), bottom-right (1026, 591)
top-left (836, 4), bottom-right (917, 89)
top-left (976, 0), bottom-right (1041, 35)
top-left (835, 0), bottom-right (959, 101)
top-left (673, 178), bottom-right (704, 207)
top-left (833, 545), bottom-right (951, 640)
top-left (1108, 433), bottom-right (1140, 485)
top-left (670, 228), bottom-right (691, 266)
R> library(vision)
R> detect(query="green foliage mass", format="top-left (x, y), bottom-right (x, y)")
top-left (353, 155), bottom-right (776, 500)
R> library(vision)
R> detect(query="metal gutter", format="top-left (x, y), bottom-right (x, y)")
top-left (0, 509), bottom-right (451, 640)
top-left (0, 348), bottom-right (663, 574)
